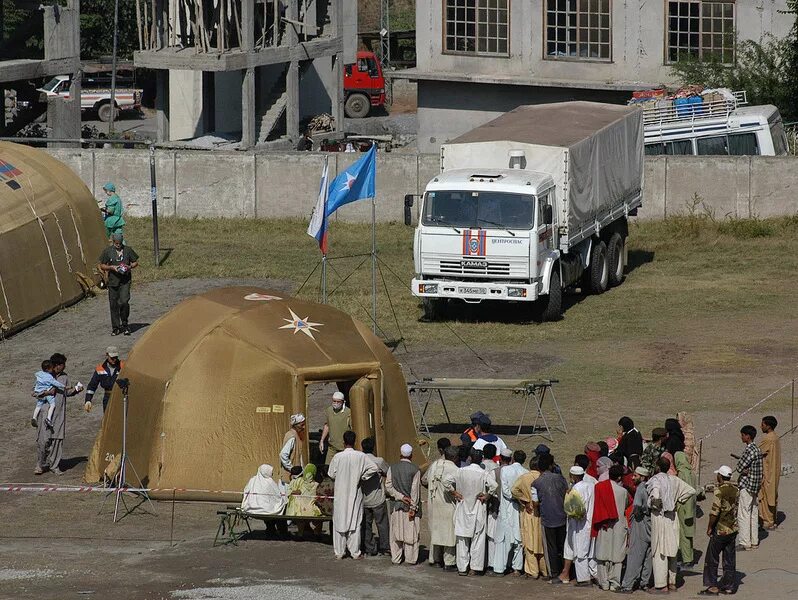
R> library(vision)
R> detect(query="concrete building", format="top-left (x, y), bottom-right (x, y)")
top-left (0, 0), bottom-right (81, 140)
top-left (395, 0), bottom-right (794, 152)
top-left (133, 0), bottom-right (356, 147)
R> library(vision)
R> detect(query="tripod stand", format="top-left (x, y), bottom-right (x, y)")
top-left (100, 379), bottom-right (156, 522)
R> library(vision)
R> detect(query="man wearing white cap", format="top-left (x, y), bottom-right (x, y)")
top-left (491, 449), bottom-right (528, 576)
top-left (619, 466), bottom-right (653, 593)
top-left (443, 447), bottom-right (499, 575)
top-left (385, 443), bottom-right (422, 564)
top-left (700, 465), bottom-right (739, 595)
top-left (329, 430), bottom-right (380, 559)
top-left (559, 464), bottom-right (595, 585)
top-left (320, 391), bottom-right (351, 464)
top-left (84, 346), bottom-right (124, 413)
top-left (280, 413), bottom-right (307, 478)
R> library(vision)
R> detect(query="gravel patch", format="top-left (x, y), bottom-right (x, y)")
top-left (173, 581), bottom-right (350, 600)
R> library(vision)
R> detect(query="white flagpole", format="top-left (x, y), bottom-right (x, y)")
top-left (322, 154), bottom-right (329, 304)
top-left (371, 194), bottom-right (377, 334)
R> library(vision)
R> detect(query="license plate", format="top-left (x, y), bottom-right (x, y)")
top-left (458, 287), bottom-right (486, 295)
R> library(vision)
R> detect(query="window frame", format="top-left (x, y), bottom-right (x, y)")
top-left (441, 0), bottom-right (512, 58)
top-left (542, 0), bottom-right (614, 63)
top-left (664, 0), bottom-right (736, 65)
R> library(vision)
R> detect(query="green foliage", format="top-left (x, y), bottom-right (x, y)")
top-left (80, 0), bottom-right (140, 60)
top-left (670, 34), bottom-right (798, 121)
top-left (1, 1), bottom-right (43, 58)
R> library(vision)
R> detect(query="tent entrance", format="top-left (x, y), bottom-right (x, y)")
top-left (304, 372), bottom-right (382, 462)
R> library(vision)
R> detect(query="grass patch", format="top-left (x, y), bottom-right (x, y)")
top-left (120, 215), bottom-right (798, 353)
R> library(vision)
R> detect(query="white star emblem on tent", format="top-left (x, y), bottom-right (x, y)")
top-left (279, 308), bottom-right (323, 340)
top-left (340, 171), bottom-right (356, 192)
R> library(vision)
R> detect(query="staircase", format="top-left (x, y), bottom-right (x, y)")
top-left (256, 70), bottom-right (288, 144)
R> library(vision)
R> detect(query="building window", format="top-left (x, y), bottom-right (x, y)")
top-left (444, 0), bottom-right (510, 56)
top-left (545, 0), bottom-right (612, 61)
top-left (667, 0), bottom-right (735, 64)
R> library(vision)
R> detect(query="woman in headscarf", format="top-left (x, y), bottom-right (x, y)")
top-left (660, 452), bottom-right (677, 476)
top-left (286, 463), bottom-right (322, 517)
top-left (100, 182), bottom-right (125, 240)
top-left (241, 464), bottom-right (287, 515)
top-left (677, 412), bottom-right (699, 473)
top-left (596, 456), bottom-right (614, 481)
top-left (664, 418), bottom-right (685, 455)
top-left (673, 451), bottom-right (696, 566)
top-left (612, 416), bottom-right (644, 469)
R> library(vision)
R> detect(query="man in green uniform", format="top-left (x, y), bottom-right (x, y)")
top-left (320, 391), bottom-right (352, 465)
top-left (101, 182), bottom-right (126, 240)
top-left (98, 233), bottom-right (139, 336)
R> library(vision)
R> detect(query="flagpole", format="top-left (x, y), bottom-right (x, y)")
top-left (322, 155), bottom-right (329, 304)
top-left (371, 194), bottom-right (377, 334)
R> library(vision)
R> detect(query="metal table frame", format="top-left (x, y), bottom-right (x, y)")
top-left (406, 378), bottom-right (566, 442)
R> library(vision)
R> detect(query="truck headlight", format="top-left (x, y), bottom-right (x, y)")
top-left (419, 283), bottom-right (438, 294)
top-left (507, 287), bottom-right (527, 298)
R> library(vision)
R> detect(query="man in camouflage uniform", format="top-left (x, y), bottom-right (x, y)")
top-left (640, 428), bottom-right (667, 475)
top-left (701, 465), bottom-right (739, 595)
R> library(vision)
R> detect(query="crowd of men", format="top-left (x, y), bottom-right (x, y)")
top-left (266, 399), bottom-right (783, 595)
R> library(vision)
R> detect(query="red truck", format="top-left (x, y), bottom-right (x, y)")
top-left (343, 51), bottom-right (386, 118)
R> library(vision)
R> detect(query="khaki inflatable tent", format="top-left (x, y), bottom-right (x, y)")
top-left (85, 286), bottom-right (422, 501)
top-left (0, 142), bottom-right (106, 335)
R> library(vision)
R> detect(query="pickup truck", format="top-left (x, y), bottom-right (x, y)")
top-left (37, 75), bottom-right (142, 122)
top-left (409, 102), bottom-right (644, 321)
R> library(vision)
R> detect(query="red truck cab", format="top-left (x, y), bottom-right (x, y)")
top-left (343, 50), bottom-right (386, 118)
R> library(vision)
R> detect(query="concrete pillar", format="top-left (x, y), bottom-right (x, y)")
top-left (331, 0), bottom-right (345, 134)
top-left (286, 1), bottom-right (299, 140)
top-left (241, 0), bottom-right (255, 148)
top-left (155, 70), bottom-right (169, 142)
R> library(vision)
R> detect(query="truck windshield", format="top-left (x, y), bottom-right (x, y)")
top-left (422, 191), bottom-right (536, 229)
top-left (41, 77), bottom-right (62, 92)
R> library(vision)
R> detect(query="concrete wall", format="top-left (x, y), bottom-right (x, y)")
top-left (169, 71), bottom-right (205, 140)
top-left (415, 0), bottom-right (793, 87)
top-left (417, 80), bottom-right (629, 152)
top-left (43, 149), bottom-right (798, 222)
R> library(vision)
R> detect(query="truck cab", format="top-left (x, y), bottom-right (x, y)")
top-left (413, 168), bottom-right (557, 313)
top-left (343, 51), bottom-right (386, 119)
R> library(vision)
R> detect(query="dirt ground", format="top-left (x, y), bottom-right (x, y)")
top-left (1, 277), bottom-right (796, 599)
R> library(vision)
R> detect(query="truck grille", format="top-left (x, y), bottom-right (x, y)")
top-left (421, 254), bottom-right (528, 279)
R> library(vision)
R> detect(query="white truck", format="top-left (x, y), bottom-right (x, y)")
top-left (409, 102), bottom-right (644, 321)
top-left (37, 75), bottom-right (143, 122)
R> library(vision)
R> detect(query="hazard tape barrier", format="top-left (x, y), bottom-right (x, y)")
top-left (699, 380), bottom-right (792, 443)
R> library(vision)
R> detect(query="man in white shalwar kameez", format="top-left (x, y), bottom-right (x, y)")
top-left (647, 456), bottom-right (696, 592)
top-left (560, 465), bottom-right (595, 585)
top-left (491, 449), bottom-right (528, 576)
top-left (328, 430), bottom-right (380, 559)
top-left (481, 444), bottom-right (500, 570)
top-left (443, 448), bottom-right (499, 575)
top-left (421, 441), bottom-right (460, 570)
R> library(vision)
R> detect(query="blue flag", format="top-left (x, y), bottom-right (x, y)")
top-left (325, 144), bottom-right (376, 217)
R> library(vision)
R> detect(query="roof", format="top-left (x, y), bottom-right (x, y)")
top-left (129, 286), bottom-right (382, 382)
top-left (731, 105), bottom-right (780, 121)
top-left (429, 168), bottom-right (554, 195)
top-left (451, 102), bottom-right (638, 148)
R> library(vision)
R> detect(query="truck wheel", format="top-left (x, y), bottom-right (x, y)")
top-left (607, 232), bottom-right (625, 287)
top-left (584, 240), bottom-right (609, 294)
top-left (97, 103), bottom-right (118, 122)
top-left (540, 269), bottom-right (562, 322)
top-left (421, 298), bottom-right (444, 321)
top-left (345, 93), bottom-right (370, 118)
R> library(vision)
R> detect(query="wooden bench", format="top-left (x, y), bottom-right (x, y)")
top-left (214, 505), bottom-right (333, 547)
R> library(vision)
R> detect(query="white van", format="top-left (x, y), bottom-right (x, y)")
top-left (642, 91), bottom-right (788, 157)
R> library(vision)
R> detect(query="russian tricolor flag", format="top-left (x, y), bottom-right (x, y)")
top-left (307, 157), bottom-right (330, 254)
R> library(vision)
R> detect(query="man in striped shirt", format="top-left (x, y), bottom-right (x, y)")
top-left (735, 425), bottom-right (763, 550)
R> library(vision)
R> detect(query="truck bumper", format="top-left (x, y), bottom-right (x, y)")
top-left (412, 278), bottom-right (539, 302)
top-left (371, 92), bottom-right (386, 106)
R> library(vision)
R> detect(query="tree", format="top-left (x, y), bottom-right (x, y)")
top-left (671, 5), bottom-right (798, 121)
top-left (80, 0), bottom-right (139, 60)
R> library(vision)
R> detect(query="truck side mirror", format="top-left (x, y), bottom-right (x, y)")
top-left (543, 205), bottom-right (553, 225)
top-left (404, 195), bottom-right (415, 226)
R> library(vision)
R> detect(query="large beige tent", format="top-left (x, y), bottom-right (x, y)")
top-left (85, 286), bottom-right (422, 501)
top-left (0, 142), bottom-right (106, 335)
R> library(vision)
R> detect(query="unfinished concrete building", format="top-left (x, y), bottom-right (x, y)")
top-left (134, 0), bottom-right (355, 147)
top-left (0, 0), bottom-right (81, 139)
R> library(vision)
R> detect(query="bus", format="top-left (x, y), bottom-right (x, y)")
top-left (641, 91), bottom-right (788, 157)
